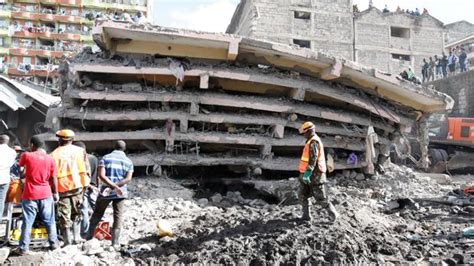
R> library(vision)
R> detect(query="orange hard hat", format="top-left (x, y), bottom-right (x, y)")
top-left (56, 129), bottom-right (75, 140)
top-left (299, 122), bottom-right (315, 134)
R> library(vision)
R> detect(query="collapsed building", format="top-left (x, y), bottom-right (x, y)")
top-left (39, 21), bottom-right (453, 178)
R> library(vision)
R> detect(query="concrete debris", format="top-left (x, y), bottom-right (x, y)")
top-left (7, 165), bottom-right (473, 264)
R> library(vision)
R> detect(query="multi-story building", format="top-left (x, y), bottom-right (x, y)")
top-left (354, 8), bottom-right (445, 76)
top-left (226, 0), bottom-right (354, 60)
top-left (0, 0), bottom-right (152, 91)
top-left (227, 1), bottom-right (467, 77)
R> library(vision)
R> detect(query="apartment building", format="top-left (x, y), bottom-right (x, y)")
top-left (227, 1), bottom-right (448, 76)
top-left (0, 0), bottom-right (151, 91)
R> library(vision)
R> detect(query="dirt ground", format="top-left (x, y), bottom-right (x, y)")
top-left (5, 164), bottom-right (474, 265)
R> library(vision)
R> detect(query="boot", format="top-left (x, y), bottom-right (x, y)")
top-left (61, 227), bottom-right (73, 247)
top-left (301, 204), bottom-right (311, 221)
top-left (327, 202), bottom-right (339, 223)
top-left (73, 221), bottom-right (85, 244)
top-left (111, 228), bottom-right (121, 251)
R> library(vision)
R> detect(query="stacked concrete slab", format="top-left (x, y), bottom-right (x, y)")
top-left (41, 21), bottom-right (453, 177)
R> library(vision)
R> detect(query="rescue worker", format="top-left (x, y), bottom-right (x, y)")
top-left (50, 129), bottom-right (90, 246)
top-left (298, 122), bottom-right (339, 222)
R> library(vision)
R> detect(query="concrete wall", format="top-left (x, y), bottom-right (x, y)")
top-left (228, 3), bottom-right (448, 76)
top-left (445, 21), bottom-right (474, 44)
top-left (427, 70), bottom-right (474, 117)
top-left (354, 9), bottom-right (444, 76)
top-left (227, 0), bottom-right (354, 60)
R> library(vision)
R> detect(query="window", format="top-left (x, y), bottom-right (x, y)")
top-left (391, 53), bottom-right (411, 61)
top-left (294, 11), bottom-right (310, 20)
top-left (460, 126), bottom-right (470, 138)
top-left (22, 57), bottom-right (32, 65)
top-left (293, 39), bottom-right (311, 48)
top-left (391, 27), bottom-right (410, 38)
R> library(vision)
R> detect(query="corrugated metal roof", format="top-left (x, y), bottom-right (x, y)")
top-left (0, 75), bottom-right (60, 111)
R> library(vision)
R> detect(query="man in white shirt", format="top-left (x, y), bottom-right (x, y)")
top-left (0, 135), bottom-right (16, 217)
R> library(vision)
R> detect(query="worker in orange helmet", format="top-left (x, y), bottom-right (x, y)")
top-left (298, 122), bottom-right (339, 222)
top-left (50, 129), bottom-right (90, 246)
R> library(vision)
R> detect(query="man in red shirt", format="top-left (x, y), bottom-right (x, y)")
top-left (15, 136), bottom-right (59, 255)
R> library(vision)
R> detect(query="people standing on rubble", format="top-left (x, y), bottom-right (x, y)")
top-left (50, 129), bottom-right (90, 246)
top-left (421, 58), bottom-right (428, 83)
top-left (427, 57), bottom-right (435, 82)
top-left (298, 122), bottom-right (339, 223)
top-left (459, 48), bottom-right (467, 73)
top-left (15, 136), bottom-right (59, 255)
top-left (74, 142), bottom-right (99, 238)
top-left (0, 135), bottom-right (17, 217)
top-left (441, 52), bottom-right (448, 78)
top-left (86, 140), bottom-right (133, 251)
top-left (448, 51), bottom-right (457, 76)
top-left (434, 55), bottom-right (442, 79)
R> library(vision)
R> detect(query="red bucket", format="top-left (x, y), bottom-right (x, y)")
top-left (94, 221), bottom-right (112, 240)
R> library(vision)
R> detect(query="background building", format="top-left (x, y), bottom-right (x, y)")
top-left (226, 0), bottom-right (354, 60)
top-left (445, 20), bottom-right (474, 44)
top-left (0, 0), bottom-right (151, 93)
top-left (227, 1), bottom-right (472, 77)
top-left (354, 8), bottom-right (444, 76)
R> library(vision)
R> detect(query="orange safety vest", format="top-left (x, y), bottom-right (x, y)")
top-left (299, 134), bottom-right (327, 174)
top-left (50, 144), bottom-right (90, 193)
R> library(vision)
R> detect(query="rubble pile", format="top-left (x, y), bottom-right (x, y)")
top-left (8, 166), bottom-right (471, 265)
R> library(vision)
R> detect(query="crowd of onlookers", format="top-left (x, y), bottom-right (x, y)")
top-left (400, 47), bottom-right (470, 84)
top-left (353, 2), bottom-right (430, 16)
top-left (420, 48), bottom-right (469, 83)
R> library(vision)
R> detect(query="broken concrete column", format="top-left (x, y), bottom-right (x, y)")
top-left (179, 119), bottom-right (188, 133)
top-left (260, 144), bottom-right (272, 160)
top-left (416, 115), bottom-right (430, 170)
top-left (200, 73), bottom-right (209, 89)
top-left (273, 124), bottom-right (285, 139)
top-left (289, 88), bottom-right (305, 101)
top-left (190, 102), bottom-right (199, 116)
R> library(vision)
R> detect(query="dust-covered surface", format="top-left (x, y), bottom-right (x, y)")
top-left (5, 165), bottom-right (474, 265)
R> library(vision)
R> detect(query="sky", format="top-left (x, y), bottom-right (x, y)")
top-left (152, 0), bottom-right (474, 33)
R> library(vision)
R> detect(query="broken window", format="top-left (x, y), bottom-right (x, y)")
top-left (294, 11), bottom-right (310, 20)
top-left (391, 27), bottom-right (410, 38)
top-left (391, 53), bottom-right (411, 61)
top-left (293, 39), bottom-right (311, 48)
top-left (460, 126), bottom-right (470, 138)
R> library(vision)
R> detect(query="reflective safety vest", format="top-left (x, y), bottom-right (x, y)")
top-left (50, 144), bottom-right (90, 193)
top-left (299, 134), bottom-right (327, 174)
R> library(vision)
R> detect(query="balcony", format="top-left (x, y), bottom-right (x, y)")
top-left (13, 29), bottom-right (81, 41)
top-left (14, 0), bottom-right (39, 3)
top-left (0, 47), bottom-right (9, 55)
top-left (82, 0), bottom-right (147, 12)
top-left (0, 9), bottom-right (11, 18)
top-left (0, 28), bottom-right (8, 36)
top-left (58, 0), bottom-right (82, 5)
top-left (7, 64), bottom-right (58, 77)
